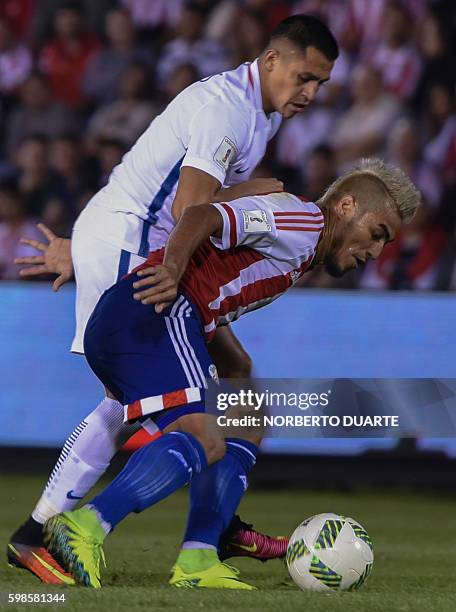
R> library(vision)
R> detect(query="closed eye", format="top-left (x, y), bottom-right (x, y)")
top-left (298, 73), bottom-right (329, 86)
top-left (377, 224), bottom-right (393, 243)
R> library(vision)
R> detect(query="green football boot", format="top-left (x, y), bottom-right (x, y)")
top-left (43, 508), bottom-right (106, 588)
top-left (169, 561), bottom-right (256, 590)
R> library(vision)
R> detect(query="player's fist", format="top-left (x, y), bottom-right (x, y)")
top-left (133, 264), bottom-right (179, 313)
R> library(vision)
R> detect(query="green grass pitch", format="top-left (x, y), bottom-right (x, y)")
top-left (1, 473), bottom-right (455, 612)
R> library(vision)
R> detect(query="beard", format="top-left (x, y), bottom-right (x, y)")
top-left (323, 228), bottom-right (350, 277)
top-left (323, 254), bottom-right (346, 278)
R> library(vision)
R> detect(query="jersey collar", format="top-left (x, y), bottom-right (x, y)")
top-left (247, 59), bottom-right (265, 113)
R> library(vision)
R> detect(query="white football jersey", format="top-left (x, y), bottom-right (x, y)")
top-left (74, 59), bottom-right (282, 256)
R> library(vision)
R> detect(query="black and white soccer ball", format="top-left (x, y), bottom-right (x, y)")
top-left (286, 513), bottom-right (374, 592)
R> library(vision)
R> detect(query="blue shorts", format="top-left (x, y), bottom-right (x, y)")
top-left (84, 274), bottom-right (214, 430)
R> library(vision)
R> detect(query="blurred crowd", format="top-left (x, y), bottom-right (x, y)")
top-left (0, 0), bottom-right (455, 290)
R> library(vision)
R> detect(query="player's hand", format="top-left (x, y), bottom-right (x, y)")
top-left (13, 223), bottom-right (74, 292)
top-left (236, 178), bottom-right (284, 197)
top-left (133, 265), bottom-right (178, 313)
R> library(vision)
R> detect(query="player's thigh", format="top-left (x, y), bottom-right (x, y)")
top-left (84, 282), bottom-right (217, 444)
top-left (71, 231), bottom-right (144, 353)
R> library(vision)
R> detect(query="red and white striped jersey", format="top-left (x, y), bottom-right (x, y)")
top-left (144, 192), bottom-right (324, 341)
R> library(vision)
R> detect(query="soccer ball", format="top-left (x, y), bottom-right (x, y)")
top-left (286, 513), bottom-right (374, 592)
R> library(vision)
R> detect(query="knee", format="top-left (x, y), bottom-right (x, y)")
top-left (198, 435), bottom-right (226, 464)
top-left (238, 430), bottom-right (263, 447)
top-left (84, 397), bottom-right (134, 447)
top-left (86, 396), bottom-right (123, 426)
top-left (173, 413), bottom-right (226, 464)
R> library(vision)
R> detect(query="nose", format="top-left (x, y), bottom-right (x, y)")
top-left (367, 242), bottom-right (384, 261)
top-left (302, 82), bottom-right (320, 103)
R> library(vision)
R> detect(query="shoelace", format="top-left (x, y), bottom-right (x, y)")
top-left (93, 542), bottom-right (106, 569)
top-left (82, 536), bottom-right (106, 570)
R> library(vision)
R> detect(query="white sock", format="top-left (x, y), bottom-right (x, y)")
top-left (32, 397), bottom-right (138, 524)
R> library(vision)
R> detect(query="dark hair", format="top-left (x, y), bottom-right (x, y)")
top-left (52, 133), bottom-right (80, 146)
top-left (0, 179), bottom-right (21, 199)
top-left (311, 144), bottom-right (334, 161)
top-left (19, 134), bottom-right (48, 147)
top-left (98, 138), bottom-right (125, 151)
top-left (269, 14), bottom-right (339, 62)
top-left (58, 1), bottom-right (84, 14)
top-left (183, 2), bottom-right (206, 18)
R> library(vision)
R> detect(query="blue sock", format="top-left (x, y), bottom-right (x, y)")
top-left (182, 438), bottom-right (258, 547)
top-left (88, 431), bottom-right (207, 530)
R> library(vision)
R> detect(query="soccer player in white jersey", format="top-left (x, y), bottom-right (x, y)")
top-left (9, 15), bottom-right (338, 585)
top-left (41, 159), bottom-right (421, 589)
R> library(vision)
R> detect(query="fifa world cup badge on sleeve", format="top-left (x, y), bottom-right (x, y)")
top-left (242, 210), bottom-right (272, 233)
top-left (214, 137), bottom-right (237, 170)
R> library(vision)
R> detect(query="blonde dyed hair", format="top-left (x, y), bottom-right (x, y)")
top-left (317, 158), bottom-right (421, 222)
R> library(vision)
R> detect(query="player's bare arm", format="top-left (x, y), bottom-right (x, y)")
top-left (217, 177), bottom-right (284, 204)
top-left (171, 167), bottom-right (282, 222)
top-left (133, 203), bottom-right (222, 312)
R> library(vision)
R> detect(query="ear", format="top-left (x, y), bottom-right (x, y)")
top-left (263, 48), bottom-right (280, 72)
top-left (334, 195), bottom-right (357, 220)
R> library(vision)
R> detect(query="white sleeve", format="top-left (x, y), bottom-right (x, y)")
top-left (210, 194), bottom-right (324, 262)
top-left (210, 197), bottom-right (278, 253)
top-left (181, 99), bottom-right (249, 185)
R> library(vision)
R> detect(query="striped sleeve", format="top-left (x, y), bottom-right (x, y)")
top-left (273, 209), bottom-right (324, 233)
top-left (210, 193), bottom-right (324, 263)
top-left (268, 201), bottom-right (324, 262)
top-left (210, 198), bottom-right (277, 252)
top-left (211, 202), bottom-right (238, 249)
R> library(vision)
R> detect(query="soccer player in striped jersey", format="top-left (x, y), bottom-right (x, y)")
top-left (9, 15), bottom-right (339, 584)
top-left (43, 159), bottom-right (420, 589)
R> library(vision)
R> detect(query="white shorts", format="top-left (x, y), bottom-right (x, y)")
top-left (71, 230), bottom-right (146, 354)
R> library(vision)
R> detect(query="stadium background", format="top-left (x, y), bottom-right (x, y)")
top-left (1, 0), bottom-right (455, 476)
top-left (0, 1), bottom-right (456, 608)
